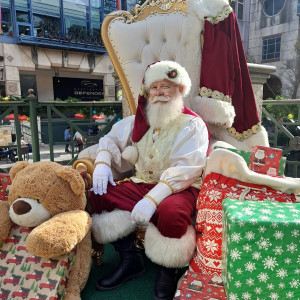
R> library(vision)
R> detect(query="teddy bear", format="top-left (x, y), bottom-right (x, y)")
top-left (0, 161), bottom-right (92, 300)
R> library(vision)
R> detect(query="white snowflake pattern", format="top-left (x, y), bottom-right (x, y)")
top-left (276, 268), bottom-right (288, 279)
top-left (256, 237), bottom-right (272, 250)
top-left (267, 283), bottom-right (274, 290)
top-left (265, 197), bottom-right (276, 202)
top-left (226, 192), bottom-right (239, 200)
top-left (243, 207), bottom-right (255, 216)
top-left (257, 272), bottom-right (269, 282)
top-left (230, 248), bottom-right (242, 261)
top-left (295, 269), bottom-right (300, 275)
top-left (259, 208), bottom-right (272, 215)
top-left (204, 239), bottom-right (218, 253)
top-left (290, 208), bottom-right (299, 213)
top-left (249, 218), bottom-right (258, 224)
top-left (208, 190), bottom-right (222, 201)
top-left (259, 215), bottom-right (270, 221)
top-left (290, 279), bottom-right (300, 288)
top-left (297, 255), bottom-right (300, 264)
top-left (254, 287), bottom-right (262, 294)
top-left (258, 226), bottom-right (266, 233)
top-left (241, 292), bottom-right (251, 300)
top-left (287, 242), bottom-right (297, 253)
top-left (229, 293), bottom-right (239, 300)
top-left (245, 231), bottom-right (255, 240)
top-left (274, 231), bottom-right (284, 239)
top-left (243, 244), bottom-right (252, 252)
top-left (246, 278), bottom-right (254, 286)
top-left (252, 251), bottom-right (262, 260)
top-left (263, 256), bottom-right (278, 270)
top-left (275, 213), bottom-right (286, 219)
top-left (273, 246), bottom-right (283, 255)
top-left (231, 233), bottom-right (242, 243)
top-left (236, 268), bottom-right (243, 274)
top-left (238, 221), bottom-right (245, 227)
top-left (244, 194), bottom-right (260, 201)
top-left (271, 222), bottom-right (279, 228)
top-left (291, 230), bottom-right (299, 237)
top-left (234, 280), bottom-right (242, 288)
top-left (245, 262), bottom-right (256, 273)
top-left (269, 292), bottom-right (279, 299)
top-left (228, 205), bottom-right (238, 210)
top-left (279, 282), bottom-right (285, 289)
top-left (284, 258), bottom-right (292, 264)
top-left (286, 291), bottom-right (294, 299)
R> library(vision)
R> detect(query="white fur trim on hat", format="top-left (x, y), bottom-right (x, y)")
top-left (193, 96), bottom-right (235, 128)
top-left (144, 224), bottom-right (196, 268)
top-left (188, 0), bottom-right (229, 19)
top-left (144, 61), bottom-right (192, 97)
top-left (206, 149), bottom-right (300, 194)
top-left (92, 209), bottom-right (135, 244)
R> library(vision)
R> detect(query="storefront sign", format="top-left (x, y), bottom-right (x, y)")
top-left (53, 77), bottom-right (104, 101)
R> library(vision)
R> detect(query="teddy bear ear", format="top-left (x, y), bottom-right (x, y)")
top-left (10, 161), bottom-right (30, 181)
top-left (55, 167), bottom-right (85, 196)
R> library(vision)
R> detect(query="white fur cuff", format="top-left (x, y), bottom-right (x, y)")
top-left (194, 96), bottom-right (235, 128)
top-left (92, 210), bottom-right (135, 244)
top-left (144, 224), bottom-right (196, 268)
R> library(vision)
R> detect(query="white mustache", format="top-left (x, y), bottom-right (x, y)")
top-left (150, 96), bottom-right (170, 103)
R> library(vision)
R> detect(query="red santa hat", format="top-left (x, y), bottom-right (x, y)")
top-left (131, 61), bottom-right (196, 143)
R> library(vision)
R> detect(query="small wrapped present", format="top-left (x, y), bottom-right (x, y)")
top-left (0, 173), bottom-right (11, 201)
top-left (174, 270), bottom-right (227, 299)
top-left (249, 145), bottom-right (283, 176)
top-left (222, 198), bottom-right (300, 299)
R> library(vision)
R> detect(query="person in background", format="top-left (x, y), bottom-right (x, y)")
top-left (20, 134), bottom-right (32, 153)
top-left (74, 131), bottom-right (84, 152)
top-left (64, 126), bottom-right (71, 153)
top-left (0, 147), bottom-right (15, 162)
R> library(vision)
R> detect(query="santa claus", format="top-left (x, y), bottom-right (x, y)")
top-left (90, 60), bottom-right (209, 300)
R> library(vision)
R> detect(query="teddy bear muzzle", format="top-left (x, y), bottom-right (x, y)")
top-left (12, 200), bottom-right (32, 215)
top-left (9, 198), bottom-right (52, 227)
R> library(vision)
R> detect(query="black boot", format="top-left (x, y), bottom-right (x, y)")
top-left (96, 234), bottom-right (145, 291)
top-left (154, 266), bottom-right (186, 300)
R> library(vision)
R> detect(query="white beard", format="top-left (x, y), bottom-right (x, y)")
top-left (146, 93), bottom-right (184, 129)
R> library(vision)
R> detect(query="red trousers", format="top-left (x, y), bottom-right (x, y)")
top-left (90, 181), bottom-right (198, 239)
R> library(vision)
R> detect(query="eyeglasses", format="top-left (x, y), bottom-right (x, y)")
top-left (149, 84), bottom-right (178, 92)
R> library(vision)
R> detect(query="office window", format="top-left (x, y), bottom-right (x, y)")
top-left (263, 0), bottom-right (285, 16)
top-left (297, 0), bottom-right (300, 15)
top-left (0, 0), bottom-right (12, 36)
top-left (262, 36), bottom-right (281, 61)
top-left (230, 0), bottom-right (244, 20)
top-left (104, 0), bottom-right (117, 17)
top-left (90, 0), bottom-right (102, 44)
top-left (63, 0), bottom-right (88, 42)
top-left (32, 0), bottom-right (61, 38)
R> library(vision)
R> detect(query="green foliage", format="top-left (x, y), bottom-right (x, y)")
top-left (264, 96), bottom-right (298, 120)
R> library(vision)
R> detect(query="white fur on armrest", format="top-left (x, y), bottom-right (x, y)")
top-left (207, 138), bottom-right (235, 156)
top-left (206, 148), bottom-right (300, 194)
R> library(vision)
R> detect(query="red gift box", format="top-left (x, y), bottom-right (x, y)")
top-left (248, 146), bottom-right (282, 176)
top-left (0, 173), bottom-right (11, 201)
top-left (174, 270), bottom-right (227, 299)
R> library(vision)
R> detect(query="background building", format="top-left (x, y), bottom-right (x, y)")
top-left (0, 0), bottom-right (127, 102)
top-left (247, 0), bottom-right (300, 99)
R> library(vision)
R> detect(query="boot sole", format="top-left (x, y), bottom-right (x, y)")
top-left (96, 268), bottom-right (146, 291)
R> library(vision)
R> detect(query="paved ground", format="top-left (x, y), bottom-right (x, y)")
top-left (0, 144), bottom-right (76, 172)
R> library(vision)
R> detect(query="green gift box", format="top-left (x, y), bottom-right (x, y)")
top-left (214, 147), bottom-right (286, 176)
top-left (222, 198), bottom-right (300, 299)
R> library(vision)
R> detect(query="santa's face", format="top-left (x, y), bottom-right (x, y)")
top-left (146, 79), bottom-right (184, 129)
top-left (255, 149), bottom-right (265, 160)
top-left (149, 79), bottom-right (182, 104)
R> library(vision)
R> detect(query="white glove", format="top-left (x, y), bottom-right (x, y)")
top-left (131, 198), bottom-right (157, 224)
top-left (93, 164), bottom-right (116, 195)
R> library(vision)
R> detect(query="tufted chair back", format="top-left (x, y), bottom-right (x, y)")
top-left (101, 0), bottom-right (190, 115)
